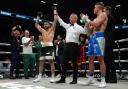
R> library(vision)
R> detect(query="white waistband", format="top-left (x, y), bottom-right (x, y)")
top-left (41, 42), bottom-right (53, 47)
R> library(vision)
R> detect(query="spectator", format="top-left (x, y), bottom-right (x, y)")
top-left (22, 30), bottom-right (36, 79)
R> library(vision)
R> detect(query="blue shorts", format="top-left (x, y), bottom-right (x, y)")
top-left (87, 32), bottom-right (105, 57)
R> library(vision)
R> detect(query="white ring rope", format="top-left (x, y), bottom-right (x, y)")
top-left (113, 48), bottom-right (128, 52)
top-left (115, 38), bottom-right (128, 43)
top-left (0, 43), bottom-right (10, 46)
top-left (0, 38), bottom-right (128, 74)
top-left (0, 43), bottom-right (35, 47)
top-left (0, 38), bottom-right (128, 54)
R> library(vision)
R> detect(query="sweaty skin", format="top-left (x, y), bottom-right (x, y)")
top-left (35, 15), bottom-right (57, 46)
top-left (91, 12), bottom-right (108, 33)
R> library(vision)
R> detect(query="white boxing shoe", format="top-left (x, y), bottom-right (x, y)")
top-left (43, 74), bottom-right (48, 78)
top-left (33, 75), bottom-right (42, 83)
top-left (50, 77), bottom-right (56, 83)
top-left (56, 74), bottom-right (61, 78)
top-left (98, 81), bottom-right (106, 88)
top-left (85, 78), bottom-right (95, 85)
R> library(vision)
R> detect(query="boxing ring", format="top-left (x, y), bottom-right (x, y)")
top-left (0, 39), bottom-right (128, 89)
top-left (0, 38), bottom-right (128, 79)
top-left (114, 38), bottom-right (128, 79)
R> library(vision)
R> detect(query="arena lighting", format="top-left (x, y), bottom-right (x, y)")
top-left (0, 10), bottom-right (127, 29)
top-left (0, 10), bottom-right (45, 23)
top-left (115, 25), bottom-right (128, 29)
top-left (115, 26), bottom-right (119, 29)
top-left (115, 5), bottom-right (121, 8)
top-left (41, 0), bottom-right (46, 3)
top-left (16, 14), bottom-right (29, 20)
top-left (0, 11), bottom-right (11, 16)
top-left (122, 25), bottom-right (128, 29)
top-left (53, 3), bottom-right (58, 6)
top-left (115, 4), bottom-right (121, 10)
top-left (123, 19), bottom-right (127, 23)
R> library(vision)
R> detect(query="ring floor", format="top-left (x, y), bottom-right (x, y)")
top-left (0, 77), bottom-right (128, 89)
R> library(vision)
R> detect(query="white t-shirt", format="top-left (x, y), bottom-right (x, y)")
top-left (22, 37), bottom-right (33, 54)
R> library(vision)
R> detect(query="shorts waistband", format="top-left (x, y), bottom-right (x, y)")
top-left (41, 42), bottom-right (53, 47)
top-left (91, 32), bottom-right (104, 38)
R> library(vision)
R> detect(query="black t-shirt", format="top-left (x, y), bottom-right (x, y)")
top-left (10, 36), bottom-right (20, 52)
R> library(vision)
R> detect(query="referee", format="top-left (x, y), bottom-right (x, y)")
top-left (55, 13), bottom-right (87, 84)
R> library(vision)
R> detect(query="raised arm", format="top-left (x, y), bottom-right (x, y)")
top-left (57, 15), bottom-right (69, 30)
top-left (35, 22), bottom-right (45, 33)
top-left (52, 14), bottom-right (58, 32)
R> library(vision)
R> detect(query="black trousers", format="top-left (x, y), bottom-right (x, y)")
top-left (10, 51), bottom-right (21, 76)
top-left (104, 46), bottom-right (117, 82)
top-left (61, 42), bottom-right (79, 81)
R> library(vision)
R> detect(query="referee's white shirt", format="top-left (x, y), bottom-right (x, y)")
top-left (57, 16), bottom-right (87, 44)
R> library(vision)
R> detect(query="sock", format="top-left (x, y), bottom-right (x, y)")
top-left (89, 73), bottom-right (94, 80)
top-left (89, 73), bottom-right (94, 76)
top-left (101, 74), bottom-right (105, 82)
top-left (51, 73), bottom-right (55, 78)
top-left (39, 73), bottom-right (42, 76)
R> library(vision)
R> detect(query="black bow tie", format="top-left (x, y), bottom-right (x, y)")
top-left (70, 24), bottom-right (74, 26)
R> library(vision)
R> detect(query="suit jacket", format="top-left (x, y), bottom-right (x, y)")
top-left (105, 15), bottom-right (115, 47)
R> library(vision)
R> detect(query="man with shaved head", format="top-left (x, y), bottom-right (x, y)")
top-left (55, 12), bottom-right (87, 84)
top-left (22, 30), bottom-right (35, 79)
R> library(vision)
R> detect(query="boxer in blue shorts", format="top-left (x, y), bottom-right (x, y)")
top-left (82, 2), bottom-right (108, 88)
top-left (87, 32), bottom-right (105, 56)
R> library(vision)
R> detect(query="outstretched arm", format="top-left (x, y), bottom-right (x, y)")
top-left (52, 14), bottom-right (58, 32)
top-left (57, 14), bottom-right (69, 30)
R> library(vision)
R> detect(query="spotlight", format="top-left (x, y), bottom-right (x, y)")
top-left (53, 3), bottom-right (58, 6)
top-left (115, 5), bottom-right (121, 8)
top-left (115, 5), bottom-right (121, 10)
top-left (123, 19), bottom-right (127, 23)
top-left (41, 0), bottom-right (46, 4)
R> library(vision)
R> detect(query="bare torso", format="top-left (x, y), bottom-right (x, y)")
top-left (41, 28), bottom-right (54, 43)
top-left (92, 12), bottom-right (108, 34)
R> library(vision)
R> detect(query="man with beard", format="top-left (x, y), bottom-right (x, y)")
top-left (33, 14), bottom-right (57, 83)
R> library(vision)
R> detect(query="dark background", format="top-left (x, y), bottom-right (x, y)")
top-left (0, 0), bottom-right (128, 43)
